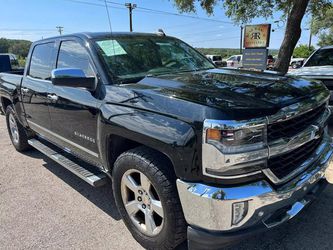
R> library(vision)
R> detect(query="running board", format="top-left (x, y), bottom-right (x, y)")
top-left (28, 138), bottom-right (108, 187)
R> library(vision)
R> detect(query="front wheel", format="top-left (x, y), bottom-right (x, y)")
top-left (112, 146), bottom-right (187, 249)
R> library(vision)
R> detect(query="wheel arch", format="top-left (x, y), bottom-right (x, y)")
top-left (97, 104), bottom-right (200, 181)
top-left (0, 96), bottom-right (12, 113)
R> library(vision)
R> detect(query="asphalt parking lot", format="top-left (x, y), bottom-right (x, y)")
top-left (1, 114), bottom-right (333, 250)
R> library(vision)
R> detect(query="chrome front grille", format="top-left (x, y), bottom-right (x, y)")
top-left (268, 136), bottom-right (323, 180)
top-left (267, 104), bottom-right (326, 141)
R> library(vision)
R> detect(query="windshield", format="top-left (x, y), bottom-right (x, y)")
top-left (304, 48), bottom-right (333, 67)
top-left (94, 36), bottom-right (214, 83)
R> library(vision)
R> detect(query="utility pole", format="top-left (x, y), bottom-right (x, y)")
top-left (240, 25), bottom-right (244, 54)
top-left (125, 3), bottom-right (137, 32)
top-left (56, 26), bottom-right (64, 35)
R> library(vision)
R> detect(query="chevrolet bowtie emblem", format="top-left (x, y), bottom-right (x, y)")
top-left (310, 125), bottom-right (320, 139)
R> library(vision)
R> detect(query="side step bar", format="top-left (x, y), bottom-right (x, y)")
top-left (28, 138), bottom-right (108, 187)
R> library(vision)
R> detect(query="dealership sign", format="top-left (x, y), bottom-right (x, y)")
top-left (244, 24), bottom-right (271, 48)
top-left (242, 48), bottom-right (268, 70)
top-left (242, 24), bottom-right (271, 70)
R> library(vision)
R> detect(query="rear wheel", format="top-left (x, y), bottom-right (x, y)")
top-left (5, 105), bottom-right (31, 152)
top-left (112, 146), bottom-right (187, 249)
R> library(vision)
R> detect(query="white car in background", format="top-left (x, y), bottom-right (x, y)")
top-left (289, 46), bottom-right (333, 106)
top-left (226, 54), bottom-right (242, 68)
top-left (205, 54), bottom-right (225, 67)
top-left (290, 57), bottom-right (305, 69)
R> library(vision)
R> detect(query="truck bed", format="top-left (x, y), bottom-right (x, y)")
top-left (0, 72), bottom-right (23, 108)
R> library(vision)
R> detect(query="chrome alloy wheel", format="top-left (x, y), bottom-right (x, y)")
top-left (121, 169), bottom-right (164, 236)
top-left (9, 113), bottom-right (19, 144)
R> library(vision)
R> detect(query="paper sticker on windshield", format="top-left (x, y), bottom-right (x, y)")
top-left (96, 40), bottom-right (127, 56)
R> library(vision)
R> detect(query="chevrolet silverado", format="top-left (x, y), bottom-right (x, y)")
top-left (0, 32), bottom-right (333, 249)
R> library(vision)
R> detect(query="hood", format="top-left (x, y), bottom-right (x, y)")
top-left (105, 68), bottom-right (327, 121)
top-left (290, 66), bottom-right (333, 77)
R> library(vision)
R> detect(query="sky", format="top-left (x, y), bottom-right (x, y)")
top-left (0, 0), bottom-right (317, 49)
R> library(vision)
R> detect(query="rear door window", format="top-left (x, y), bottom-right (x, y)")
top-left (57, 40), bottom-right (95, 77)
top-left (29, 42), bottom-right (56, 80)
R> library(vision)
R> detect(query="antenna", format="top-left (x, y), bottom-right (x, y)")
top-left (103, 0), bottom-right (117, 82)
top-left (104, 0), bottom-right (113, 35)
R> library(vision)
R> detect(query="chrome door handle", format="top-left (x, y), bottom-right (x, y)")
top-left (47, 94), bottom-right (59, 101)
top-left (21, 88), bottom-right (29, 94)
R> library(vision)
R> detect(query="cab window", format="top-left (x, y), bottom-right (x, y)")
top-left (29, 42), bottom-right (56, 80)
top-left (57, 40), bottom-right (95, 77)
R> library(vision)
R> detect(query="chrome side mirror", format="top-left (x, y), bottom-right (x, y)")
top-left (51, 68), bottom-right (96, 91)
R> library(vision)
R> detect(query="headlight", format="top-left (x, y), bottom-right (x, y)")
top-left (206, 124), bottom-right (266, 154)
top-left (202, 119), bottom-right (268, 178)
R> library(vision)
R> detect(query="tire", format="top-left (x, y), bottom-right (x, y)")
top-left (5, 105), bottom-right (31, 152)
top-left (112, 146), bottom-right (187, 250)
top-left (291, 62), bottom-right (297, 69)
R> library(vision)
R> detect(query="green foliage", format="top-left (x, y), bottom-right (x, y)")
top-left (196, 47), bottom-right (278, 58)
top-left (0, 38), bottom-right (10, 53)
top-left (293, 44), bottom-right (315, 58)
top-left (0, 38), bottom-right (31, 58)
top-left (312, 7), bottom-right (333, 47)
top-left (317, 32), bottom-right (333, 47)
top-left (196, 48), bottom-right (240, 58)
top-left (18, 57), bottom-right (26, 67)
top-left (173, 0), bottom-right (332, 24)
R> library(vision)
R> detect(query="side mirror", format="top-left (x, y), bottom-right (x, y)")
top-left (51, 68), bottom-right (96, 91)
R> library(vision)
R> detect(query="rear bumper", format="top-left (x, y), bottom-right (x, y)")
top-left (177, 135), bottom-right (333, 249)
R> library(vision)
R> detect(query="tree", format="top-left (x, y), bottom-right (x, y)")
top-left (8, 40), bottom-right (31, 58)
top-left (0, 38), bottom-right (10, 53)
top-left (172, 0), bottom-right (332, 74)
top-left (0, 38), bottom-right (31, 58)
top-left (293, 44), bottom-right (315, 58)
top-left (312, 7), bottom-right (333, 46)
top-left (317, 32), bottom-right (333, 47)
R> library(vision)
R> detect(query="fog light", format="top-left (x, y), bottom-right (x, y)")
top-left (232, 201), bottom-right (249, 225)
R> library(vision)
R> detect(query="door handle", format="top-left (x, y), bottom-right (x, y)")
top-left (47, 94), bottom-right (59, 102)
top-left (21, 88), bottom-right (29, 94)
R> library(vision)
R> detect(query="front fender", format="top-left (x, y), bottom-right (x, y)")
top-left (98, 104), bottom-right (200, 180)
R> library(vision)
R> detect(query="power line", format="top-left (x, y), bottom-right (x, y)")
top-left (63, 0), bottom-right (234, 25)
top-left (94, 0), bottom-right (233, 24)
top-left (0, 28), bottom-right (55, 31)
top-left (63, 0), bottom-right (126, 10)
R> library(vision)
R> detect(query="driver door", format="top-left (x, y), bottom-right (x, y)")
top-left (47, 39), bottom-right (100, 161)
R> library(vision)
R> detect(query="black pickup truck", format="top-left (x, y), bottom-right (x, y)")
top-left (1, 32), bottom-right (333, 250)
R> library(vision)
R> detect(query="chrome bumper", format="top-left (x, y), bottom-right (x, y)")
top-left (177, 135), bottom-right (333, 232)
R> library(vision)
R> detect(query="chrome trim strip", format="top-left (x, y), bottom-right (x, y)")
top-left (267, 91), bottom-right (329, 124)
top-left (204, 118), bottom-right (266, 130)
top-left (27, 120), bottom-right (99, 158)
top-left (177, 136), bottom-right (333, 231)
top-left (268, 108), bottom-right (331, 157)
